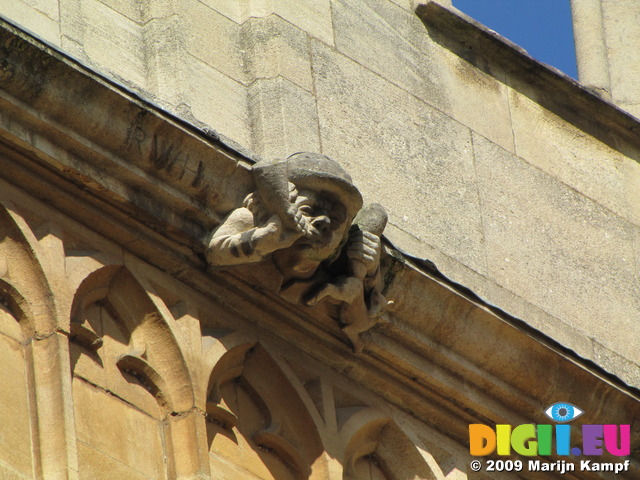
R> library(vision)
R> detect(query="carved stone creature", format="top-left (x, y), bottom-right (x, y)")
top-left (206, 152), bottom-right (391, 351)
top-left (307, 203), bottom-right (390, 352)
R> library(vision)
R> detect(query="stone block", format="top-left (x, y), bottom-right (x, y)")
top-left (1, 0), bottom-right (60, 45)
top-left (94, 0), bottom-right (176, 23)
top-left (446, 54), bottom-right (514, 152)
top-left (60, 0), bottom-right (146, 87)
top-left (593, 341), bottom-right (640, 390)
top-left (77, 441), bottom-right (149, 480)
top-left (332, 0), bottom-right (445, 109)
top-left (312, 41), bottom-right (487, 274)
top-left (21, 0), bottom-right (60, 20)
top-left (185, 56), bottom-right (251, 150)
top-left (198, 0), bottom-right (245, 24)
top-left (0, 464), bottom-right (31, 480)
top-left (200, 0), bottom-right (333, 44)
top-left (383, 221), bottom-right (600, 369)
top-left (474, 133), bottom-right (640, 362)
top-left (0, 302), bottom-right (24, 343)
top-left (73, 378), bottom-right (167, 479)
top-left (184, 0), bottom-right (247, 85)
top-left (388, 0), bottom-right (413, 11)
top-left (243, 15), bottom-right (313, 91)
top-left (509, 87), bottom-right (640, 226)
top-left (143, 15), bottom-right (187, 106)
top-left (248, 77), bottom-right (320, 159)
top-left (332, 0), bottom-right (513, 151)
top-left (0, 335), bottom-right (32, 477)
top-left (91, 0), bottom-right (144, 23)
top-left (273, 0), bottom-right (333, 46)
top-left (601, 0), bottom-right (640, 109)
top-left (570, 0), bottom-right (610, 96)
top-left (31, 333), bottom-right (79, 478)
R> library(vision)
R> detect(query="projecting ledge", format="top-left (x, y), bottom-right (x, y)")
top-left (415, 1), bottom-right (640, 161)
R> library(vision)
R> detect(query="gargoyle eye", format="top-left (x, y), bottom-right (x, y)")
top-left (544, 403), bottom-right (584, 423)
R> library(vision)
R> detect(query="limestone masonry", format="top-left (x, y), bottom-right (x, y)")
top-left (0, 0), bottom-right (638, 479)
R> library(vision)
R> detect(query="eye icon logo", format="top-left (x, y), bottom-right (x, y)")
top-left (470, 403), bottom-right (630, 457)
top-left (544, 403), bottom-right (583, 423)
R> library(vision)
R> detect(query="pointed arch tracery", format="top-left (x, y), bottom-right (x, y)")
top-left (204, 341), bottom-right (329, 480)
top-left (201, 333), bottom-right (441, 480)
top-left (341, 413), bottom-right (438, 480)
top-left (70, 266), bottom-right (195, 409)
top-left (0, 202), bottom-right (71, 479)
top-left (69, 265), bottom-right (205, 479)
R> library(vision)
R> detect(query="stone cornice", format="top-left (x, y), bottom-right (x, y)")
top-left (0, 16), bottom-right (254, 246)
top-left (416, 1), bottom-right (640, 162)
top-left (0, 17), bottom-right (638, 478)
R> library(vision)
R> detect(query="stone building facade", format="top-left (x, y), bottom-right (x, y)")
top-left (0, 0), bottom-right (638, 479)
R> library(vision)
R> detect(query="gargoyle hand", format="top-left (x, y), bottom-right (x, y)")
top-left (284, 204), bottom-right (308, 236)
top-left (346, 230), bottom-right (381, 277)
top-left (252, 214), bottom-right (306, 256)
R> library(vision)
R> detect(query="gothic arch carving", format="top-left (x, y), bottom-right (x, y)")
top-left (0, 203), bottom-right (57, 334)
top-left (70, 266), bottom-right (195, 409)
top-left (342, 415), bottom-right (437, 480)
top-left (0, 202), bottom-right (75, 479)
top-left (69, 265), bottom-right (206, 479)
top-left (205, 341), bottom-right (329, 480)
top-left (267, 357), bottom-right (440, 480)
top-left (0, 277), bottom-right (34, 340)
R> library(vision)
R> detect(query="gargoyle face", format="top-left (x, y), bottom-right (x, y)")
top-left (292, 188), bottom-right (349, 261)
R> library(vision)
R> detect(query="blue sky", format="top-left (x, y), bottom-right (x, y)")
top-left (452, 0), bottom-right (578, 78)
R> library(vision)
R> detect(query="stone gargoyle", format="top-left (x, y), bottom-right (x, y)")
top-left (206, 152), bottom-right (392, 352)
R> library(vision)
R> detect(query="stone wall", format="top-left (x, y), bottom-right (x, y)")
top-left (18, 0), bottom-right (640, 385)
top-left (2, 0), bottom-right (638, 387)
top-left (10, 0), bottom-right (634, 386)
top-left (572, 0), bottom-right (640, 117)
top-left (0, 182), bottom-right (476, 479)
top-left (0, 11), bottom-right (639, 478)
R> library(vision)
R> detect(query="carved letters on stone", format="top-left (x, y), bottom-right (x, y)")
top-left (205, 152), bottom-right (392, 351)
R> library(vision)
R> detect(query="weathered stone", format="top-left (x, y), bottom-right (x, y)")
top-left (508, 86), bottom-right (640, 226)
top-left (0, 335), bottom-right (33, 477)
top-left (333, 0), bottom-right (514, 150)
top-left (206, 153), bottom-right (390, 351)
top-left (332, 0), bottom-right (448, 111)
top-left (593, 341), bottom-right (640, 390)
top-left (1, 2), bottom-right (640, 479)
top-left (312, 40), bottom-right (488, 274)
top-left (474, 133), bottom-right (640, 364)
top-left (142, 15), bottom-right (187, 108)
top-left (572, 0), bottom-right (640, 117)
top-left (184, 1), bottom-right (247, 86)
top-left (272, 0), bottom-right (333, 46)
top-left (198, 0), bottom-right (245, 24)
top-left (72, 378), bottom-right (167, 479)
top-left (186, 55), bottom-right (251, 150)
top-left (243, 15), bottom-right (313, 92)
top-left (76, 441), bottom-right (148, 480)
top-left (1, 0), bottom-right (60, 45)
top-left (570, 0), bottom-right (611, 98)
top-left (248, 77), bottom-right (320, 159)
top-left (61, 0), bottom-right (146, 87)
